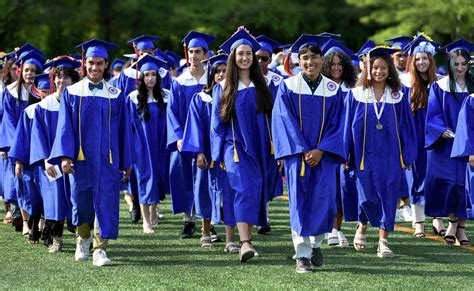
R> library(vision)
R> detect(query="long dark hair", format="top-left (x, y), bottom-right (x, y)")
top-left (322, 51), bottom-right (357, 88)
top-left (203, 62), bottom-right (226, 96)
top-left (447, 49), bottom-right (474, 98)
top-left (409, 52), bottom-right (437, 110)
top-left (220, 47), bottom-right (273, 122)
top-left (356, 55), bottom-right (401, 92)
top-left (52, 67), bottom-right (81, 93)
top-left (16, 64), bottom-right (41, 106)
top-left (137, 71), bottom-right (164, 120)
top-left (4, 59), bottom-right (17, 86)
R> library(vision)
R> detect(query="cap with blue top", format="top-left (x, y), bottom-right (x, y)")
top-left (136, 54), bottom-right (168, 74)
top-left (385, 36), bottom-right (414, 50)
top-left (220, 27), bottom-right (261, 54)
top-left (256, 35), bottom-right (282, 55)
top-left (45, 56), bottom-right (81, 69)
top-left (356, 40), bottom-right (377, 58)
top-left (15, 50), bottom-right (45, 70)
top-left (33, 73), bottom-right (51, 90)
top-left (321, 39), bottom-right (354, 56)
top-left (182, 31), bottom-right (216, 51)
top-left (440, 39), bottom-right (474, 54)
top-left (127, 35), bottom-right (160, 51)
top-left (76, 38), bottom-right (119, 59)
top-left (110, 58), bottom-right (126, 71)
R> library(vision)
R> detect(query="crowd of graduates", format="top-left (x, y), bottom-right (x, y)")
top-left (0, 25), bottom-right (473, 273)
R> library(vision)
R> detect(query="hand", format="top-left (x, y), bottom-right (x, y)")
top-left (15, 161), bottom-right (23, 177)
top-left (442, 130), bottom-right (455, 139)
top-left (0, 151), bottom-right (7, 160)
top-left (44, 160), bottom-right (57, 178)
top-left (304, 149), bottom-right (325, 167)
top-left (469, 155), bottom-right (474, 167)
top-left (341, 163), bottom-right (350, 170)
top-left (177, 139), bottom-right (183, 152)
top-left (277, 159), bottom-right (284, 172)
top-left (196, 153), bottom-right (208, 169)
top-left (121, 168), bottom-right (131, 183)
top-left (61, 158), bottom-right (75, 174)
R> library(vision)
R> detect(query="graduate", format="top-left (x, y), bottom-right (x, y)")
top-left (0, 45), bottom-right (45, 234)
top-left (108, 58), bottom-right (126, 87)
top-left (355, 40), bottom-right (376, 77)
top-left (126, 54), bottom-right (169, 234)
top-left (272, 34), bottom-right (345, 273)
top-left (182, 54), bottom-right (231, 249)
top-left (401, 34), bottom-right (441, 237)
top-left (30, 56), bottom-right (80, 252)
top-left (345, 46), bottom-right (417, 258)
top-left (425, 39), bottom-right (473, 246)
top-left (211, 27), bottom-right (279, 262)
top-left (9, 69), bottom-right (49, 245)
top-left (320, 38), bottom-right (358, 248)
top-left (49, 39), bottom-right (133, 266)
top-left (167, 31), bottom-right (215, 239)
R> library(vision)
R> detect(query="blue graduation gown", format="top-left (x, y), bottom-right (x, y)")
top-left (49, 79), bottom-right (132, 239)
top-left (127, 89), bottom-right (169, 205)
top-left (0, 82), bottom-right (30, 203)
top-left (272, 73), bottom-right (345, 236)
top-left (451, 93), bottom-right (474, 219)
top-left (9, 104), bottom-right (43, 216)
top-left (425, 77), bottom-right (468, 218)
top-left (211, 80), bottom-right (280, 226)
top-left (345, 86), bottom-right (417, 231)
top-left (30, 94), bottom-right (72, 221)
top-left (166, 69), bottom-right (206, 214)
top-left (0, 86), bottom-right (4, 198)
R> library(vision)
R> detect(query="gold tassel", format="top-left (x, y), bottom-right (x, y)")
top-left (233, 147), bottom-right (240, 163)
top-left (270, 141), bottom-right (275, 155)
top-left (109, 150), bottom-right (113, 164)
top-left (360, 157), bottom-right (365, 171)
top-left (209, 160), bottom-right (215, 169)
top-left (77, 146), bottom-right (85, 161)
top-left (299, 157), bottom-right (305, 177)
top-left (400, 154), bottom-right (406, 169)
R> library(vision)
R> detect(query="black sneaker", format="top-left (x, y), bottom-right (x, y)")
top-left (130, 207), bottom-right (141, 223)
top-left (210, 225), bottom-right (222, 243)
top-left (257, 225), bottom-right (271, 235)
top-left (180, 222), bottom-right (195, 239)
top-left (311, 247), bottom-right (324, 267)
top-left (12, 216), bottom-right (22, 232)
top-left (296, 258), bottom-right (312, 273)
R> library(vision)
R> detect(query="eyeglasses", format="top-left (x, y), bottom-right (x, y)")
top-left (257, 55), bottom-right (270, 62)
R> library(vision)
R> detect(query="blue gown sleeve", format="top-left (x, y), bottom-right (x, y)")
top-left (451, 96), bottom-right (474, 159)
top-left (166, 79), bottom-right (183, 151)
top-left (118, 94), bottom-right (133, 170)
top-left (30, 106), bottom-right (50, 164)
top-left (425, 82), bottom-right (449, 149)
top-left (210, 84), bottom-right (227, 162)
top-left (182, 93), bottom-right (205, 154)
top-left (0, 92), bottom-right (19, 151)
top-left (343, 91), bottom-right (356, 164)
top-left (271, 81), bottom-right (310, 159)
top-left (9, 111), bottom-right (31, 165)
top-left (399, 92), bottom-right (418, 166)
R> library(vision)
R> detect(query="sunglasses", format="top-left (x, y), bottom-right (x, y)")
top-left (257, 55), bottom-right (270, 62)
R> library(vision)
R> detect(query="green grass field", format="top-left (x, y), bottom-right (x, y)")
top-left (1, 197), bottom-right (473, 289)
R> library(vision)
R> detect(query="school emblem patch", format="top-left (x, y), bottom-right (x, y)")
top-left (109, 87), bottom-right (118, 94)
top-left (159, 68), bottom-right (165, 75)
top-left (327, 82), bottom-right (337, 91)
top-left (272, 75), bottom-right (280, 83)
top-left (391, 91), bottom-right (400, 100)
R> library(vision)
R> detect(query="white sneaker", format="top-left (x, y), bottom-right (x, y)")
top-left (48, 237), bottom-right (63, 253)
top-left (400, 205), bottom-right (413, 222)
top-left (93, 249), bottom-right (112, 266)
top-left (74, 236), bottom-right (92, 261)
top-left (327, 228), bottom-right (339, 246)
top-left (394, 209), bottom-right (402, 223)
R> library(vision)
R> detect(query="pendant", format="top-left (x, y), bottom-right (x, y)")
top-left (376, 122), bottom-right (383, 130)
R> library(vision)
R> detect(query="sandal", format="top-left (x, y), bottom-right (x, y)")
top-left (327, 229), bottom-right (339, 246)
top-left (224, 242), bottom-right (240, 253)
top-left (455, 226), bottom-right (471, 246)
top-left (432, 218), bottom-right (446, 236)
top-left (353, 223), bottom-right (368, 252)
top-left (413, 221), bottom-right (425, 238)
top-left (337, 231), bottom-right (349, 247)
top-left (22, 219), bottom-right (29, 236)
top-left (3, 211), bottom-right (12, 224)
top-left (239, 240), bottom-right (256, 262)
top-left (444, 219), bottom-right (458, 245)
top-left (377, 238), bottom-right (394, 258)
top-left (200, 236), bottom-right (213, 248)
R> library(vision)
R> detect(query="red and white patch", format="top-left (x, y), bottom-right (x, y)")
top-left (327, 82), bottom-right (337, 91)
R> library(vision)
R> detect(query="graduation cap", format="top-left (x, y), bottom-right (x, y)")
top-left (403, 34), bottom-right (440, 56)
top-left (356, 40), bottom-right (377, 58)
top-left (15, 50), bottom-right (45, 70)
top-left (289, 34), bottom-right (329, 53)
top-left (385, 36), bottom-right (414, 50)
top-left (123, 53), bottom-right (138, 60)
top-left (136, 54), bottom-right (167, 73)
top-left (127, 35), bottom-right (160, 51)
top-left (110, 58), bottom-right (126, 71)
top-left (202, 54), bottom-right (228, 67)
top-left (321, 39), bottom-right (354, 56)
top-left (45, 56), bottom-right (81, 69)
top-left (69, 54), bottom-right (82, 61)
top-left (76, 38), bottom-right (119, 59)
top-left (256, 35), bottom-right (282, 54)
top-left (317, 32), bottom-right (341, 40)
top-left (220, 27), bottom-right (261, 54)
top-left (182, 31), bottom-right (216, 51)
top-left (351, 54), bottom-right (360, 67)
top-left (164, 50), bottom-right (181, 67)
top-left (440, 39), bottom-right (474, 54)
top-left (15, 43), bottom-right (44, 60)
top-left (3, 51), bottom-right (16, 62)
top-left (33, 73), bottom-right (51, 90)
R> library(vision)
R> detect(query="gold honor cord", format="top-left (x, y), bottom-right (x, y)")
top-left (265, 115), bottom-right (275, 155)
top-left (298, 74), bottom-right (326, 177)
top-left (77, 81), bottom-right (114, 165)
top-left (359, 89), bottom-right (369, 170)
top-left (231, 117), bottom-right (239, 163)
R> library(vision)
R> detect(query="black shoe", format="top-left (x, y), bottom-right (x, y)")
top-left (130, 207), bottom-right (141, 223)
top-left (257, 225), bottom-right (271, 235)
top-left (12, 216), bottom-right (22, 232)
top-left (180, 222), bottom-right (195, 239)
top-left (296, 258), bottom-right (312, 273)
top-left (210, 225), bottom-right (222, 243)
top-left (311, 247), bottom-right (324, 267)
top-left (66, 219), bottom-right (76, 234)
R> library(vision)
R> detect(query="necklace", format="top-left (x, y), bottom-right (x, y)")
top-left (371, 86), bottom-right (388, 130)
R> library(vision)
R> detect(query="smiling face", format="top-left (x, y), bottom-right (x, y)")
top-left (142, 70), bottom-right (157, 89)
top-left (22, 64), bottom-right (37, 84)
top-left (454, 54), bottom-right (468, 79)
top-left (235, 44), bottom-right (253, 71)
top-left (55, 71), bottom-right (73, 94)
top-left (188, 47), bottom-right (207, 67)
top-left (329, 55), bottom-right (343, 82)
top-left (256, 50), bottom-right (271, 74)
top-left (414, 52), bottom-right (430, 74)
top-left (298, 49), bottom-right (322, 80)
top-left (371, 57), bottom-right (389, 83)
top-left (85, 57), bottom-right (107, 83)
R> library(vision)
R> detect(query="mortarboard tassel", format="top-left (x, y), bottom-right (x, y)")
top-left (300, 157), bottom-right (305, 177)
top-left (233, 147), bottom-right (240, 163)
top-left (231, 117), bottom-right (239, 163)
top-left (209, 160), bottom-right (214, 169)
top-left (109, 150), bottom-right (113, 164)
top-left (360, 90), bottom-right (368, 171)
top-left (392, 102), bottom-right (406, 169)
top-left (366, 52), bottom-right (371, 81)
top-left (283, 51), bottom-right (293, 77)
top-left (81, 47), bottom-right (85, 78)
top-left (183, 44), bottom-right (189, 66)
top-left (77, 146), bottom-right (85, 161)
top-left (400, 154), bottom-right (405, 169)
top-left (359, 157), bottom-right (365, 171)
top-left (265, 115), bottom-right (275, 155)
